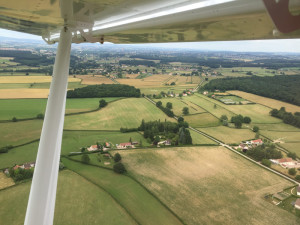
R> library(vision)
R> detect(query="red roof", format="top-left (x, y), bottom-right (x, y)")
top-left (277, 158), bottom-right (293, 163)
top-left (90, 145), bottom-right (98, 148)
top-left (252, 139), bottom-right (263, 143)
top-left (119, 142), bottom-right (132, 146)
top-left (295, 198), bottom-right (300, 206)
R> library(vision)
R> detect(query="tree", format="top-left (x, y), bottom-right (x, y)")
top-left (156, 101), bottom-right (162, 107)
top-left (59, 162), bottom-right (64, 170)
top-left (129, 137), bottom-right (132, 144)
top-left (166, 102), bottom-right (173, 109)
top-left (243, 116), bottom-right (251, 124)
top-left (81, 154), bottom-right (90, 164)
top-left (12, 117), bottom-right (17, 122)
top-left (288, 168), bottom-right (297, 176)
top-left (234, 120), bottom-right (242, 128)
top-left (99, 99), bottom-right (107, 108)
top-left (179, 93), bottom-right (183, 98)
top-left (261, 159), bottom-right (271, 167)
top-left (114, 153), bottom-right (122, 162)
top-left (287, 152), bottom-right (297, 160)
top-left (182, 107), bottom-right (189, 115)
top-left (214, 104), bottom-right (217, 109)
top-left (113, 163), bottom-right (126, 174)
top-left (170, 82), bottom-right (176, 85)
top-left (295, 175), bottom-right (300, 181)
top-left (220, 115), bottom-right (228, 122)
top-left (178, 116), bottom-right (184, 122)
top-left (36, 113), bottom-right (44, 119)
top-left (81, 147), bottom-right (86, 153)
top-left (253, 126), bottom-right (259, 133)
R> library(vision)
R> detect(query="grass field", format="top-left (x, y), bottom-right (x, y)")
top-left (189, 129), bottom-right (217, 145)
top-left (0, 170), bottom-right (137, 225)
top-left (0, 98), bottom-right (119, 120)
top-left (184, 113), bottom-right (220, 127)
top-left (155, 98), bottom-right (200, 116)
top-left (228, 90), bottom-right (300, 113)
top-left (0, 83), bottom-right (30, 89)
top-left (120, 147), bottom-right (299, 225)
top-left (0, 76), bottom-right (80, 83)
top-left (140, 86), bottom-right (196, 95)
top-left (62, 158), bottom-right (184, 225)
top-left (64, 98), bottom-right (175, 130)
top-left (197, 126), bottom-right (255, 144)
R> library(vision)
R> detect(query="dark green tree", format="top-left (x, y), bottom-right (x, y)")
top-left (113, 163), bottom-right (126, 174)
top-left (288, 168), bottom-right (297, 176)
top-left (261, 159), bottom-right (271, 167)
top-left (99, 99), bottom-right (108, 108)
top-left (81, 154), bottom-right (90, 164)
top-left (253, 126), bottom-right (259, 133)
top-left (182, 107), bottom-right (189, 115)
top-left (114, 153), bottom-right (122, 162)
top-left (243, 116), bottom-right (251, 124)
top-left (166, 102), bottom-right (173, 109)
top-left (156, 101), bottom-right (162, 107)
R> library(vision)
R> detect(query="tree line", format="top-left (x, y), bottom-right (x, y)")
top-left (119, 60), bottom-right (157, 67)
top-left (270, 107), bottom-right (300, 128)
top-left (202, 75), bottom-right (300, 106)
top-left (67, 84), bottom-right (141, 98)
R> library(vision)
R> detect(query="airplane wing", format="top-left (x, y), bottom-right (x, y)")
top-left (1, 0), bottom-right (300, 44)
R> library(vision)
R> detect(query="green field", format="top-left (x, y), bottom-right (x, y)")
top-left (155, 98), bottom-right (200, 116)
top-left (197, 126), bottom-right (255, 144)
top-left (0, 98), bottom-right (118, 120)
top-left (140, 86), bottom-right (195, 95)
top-left (120, 147), bottom-right (299, 225)
top-left (64, 98), bottom-right (175, 130)
top-left (184, 113), bottom-right (220, 127)
top-left (0, 170), bottom-right (137, 225)
top-left (189, 129), bottom-right (217, 145)
top-left (62, 158), bottom-right (184, 225)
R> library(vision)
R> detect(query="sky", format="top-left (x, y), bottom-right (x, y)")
top-left (1, 28), bottom-right (300, 53)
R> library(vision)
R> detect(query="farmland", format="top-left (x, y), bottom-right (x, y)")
top-left (184, 113), bottom-right (220, 127)
top-left (0, 76), bottom-right (80, 83)
top-left (120, 147), bottom-right (299, 225)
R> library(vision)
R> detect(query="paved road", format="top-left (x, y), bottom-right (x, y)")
top-left (145, 95), bottom-right (299, 185)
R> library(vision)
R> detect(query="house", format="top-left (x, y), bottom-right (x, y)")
top-left (157, 140), bottom-right (171, 146)
top-left (297, 186), bottom-right (300, 196)
top-left (295, 198), bottom-right (300, 210)
top-left (13, 162), bottom-right (35, 170)
top-left (117, 142), bottom-right (134, 149)
top-left (105, 142), bottom-right (110, 148)
top-left (270, 158), bottom-right (299, 168)
top-left (251, 139), bottom-right (263, 145)
top-left (87, 145), bottom-right (98, 151)
top-left (238, 143), bottom-right (249, 152)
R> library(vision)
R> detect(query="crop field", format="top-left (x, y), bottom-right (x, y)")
top-left (181, 99), bottom-right (207, 113)
top-left (228, 90), bottom-right (300, 113)
top-left (189, 129), bottom-right (217, 145)
top-left (215, 95), bottom-right (250, 104)
top-left (0, 76), bottom-right (80, 84)
top-left (77, 75), bottom-right (115, 85)
top-left (257, 123), bottom-right (300, 132)
top-left (29, 82), bottom-right (84, 89)
top-left (0, 88), bottom-right (50, 99)
top-left (217, 67), bottom-right (279, 77)
top-left (188, 94), bottom-right (235, 119)
top-left (0, 120), bottom-right (42, 148)
top-left (0, 170), bottom-right (137, 225)
top-left (120, 146), bottom-right (298, 225)
top-left (143, 75), bottom-right (172, 82)
top-left (197, 126), bottom-right (255, 144)
top-left (62, 158), bottom-right (184, 225)
top-left (184, 113), bottom-right (220, 127)
top-left (0, 98), bottom-right (119, 120)
top-left (0, 173), bottom-right (14, 189)
top-left (64, 98), bottom-right (175, 130)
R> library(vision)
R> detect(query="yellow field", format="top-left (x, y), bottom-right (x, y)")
top-left (143, 75), bottom-right (172, 82)
top-left (0, 76), bottom-right (80, 84)
top-left (0, 89), bottom-right (50, 99)
top-left (121, 147), bottom-right (297, 225)
top-left (228, 90), bottom-right (300, 113)
top-left (0, 173), bottom-right (14, 190)
top-left (125, 74), bottom-right (140, 79)
top-left (77, 75), bottom-right (114, 85)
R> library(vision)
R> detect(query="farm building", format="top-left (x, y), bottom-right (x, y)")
top-left (13, 162), bottom-right (35, 170)
top-left (87, 145), bottom-right (98, 151)
top-left (270, 158), bottom-right (300, 169)
top-left (117, 142), bottom-right (135, 149)
top-left (295, 198), bottom-right (300, 210)
top-left (251, 139), bottom-right (263, 145)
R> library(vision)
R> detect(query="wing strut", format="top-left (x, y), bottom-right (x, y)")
top-left (24, 27), bottom-right (72, 225)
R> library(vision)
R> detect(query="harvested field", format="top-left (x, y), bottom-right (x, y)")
top-left (121, 147), bottom-right (298, 225)
top-left (64, 98), bottom-right (175, 130)
top-left (197, 126), bottom-right (255, 144)
top-left (116, 79), bottom-right (163, 88)
top-left (125, 74), bottom-right (140, 79)
top-left (0, 89), bottom-right (50, 99)
top-left (0, 76), bottom-right (80, 83)
top-left (228, 90), bottom-right (300, 113)
top-left (143, 75), bottom-right (172, 82)
top-left (77, 75), bottom-right (114, 85)
top-left (0, 173), bottom-right (14, 190)
top-left (184, 113), bottom-right (220, 127)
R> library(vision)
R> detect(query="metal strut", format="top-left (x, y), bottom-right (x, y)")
top-left (24, 27), bottom-right (72, 225)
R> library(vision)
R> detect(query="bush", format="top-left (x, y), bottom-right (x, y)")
top-left (288, 168), bottom-right (297, 176)
top-left (36, 113), bottom-right (44, 119)
top-left (12, 117), bottom-right (17, 122)
top-left (113, 163), bottom-right (126, 174)
top-left (182, 107), bottom-right (189, 115)
top-left (81, 154), bottom-right (90, 164)
top-left (243, 116), bottom-right (251, 124)
top-left (99, 99), bottom-right (108, 108)
top-left (0, 147), bottom-right (9, 153)
top-left (295, 175), bottom-right (300, 181)
top-left (177, 117), bottom-right (184, 122)
top-left (287, 152), bottom-right (297, 160)
top-left (114, 153), bottom-right (122, 163)
top-left (253, 126), bottom-right (259, 133)
top-left (261, 159), bottom-right (271, 167)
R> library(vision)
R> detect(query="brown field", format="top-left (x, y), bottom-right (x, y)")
top-left (143, 75), bottom-right (172, 82)
top-left (0, 76), bottom-right (80, 84)
top-left (125, 74), bottom-right (140, 79)
top-left (121, 147), bottom-right (298, 225)
top-left (116, 79), bottom-right (163, 88)
top-left (0, 89), bottom-right (50, 99)
top-left (0, 173), bottom-right (14, 190)
top-left (77, 75), bottom-right (114, 85)
top-left (228, 90), bottom-right (300, 113)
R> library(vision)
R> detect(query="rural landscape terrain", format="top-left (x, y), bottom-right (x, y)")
top-left (0, 37), bottom-right (300, 224)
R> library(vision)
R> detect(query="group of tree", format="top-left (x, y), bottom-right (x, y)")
top-left (119, 60), bottom-right (157, 67)
top-left (99, 99), bottom-right (108, 108)
top-left (8, 167), bottom-right (34, 182)
top-left (246, 144), bottom-right (282, 162)
top-left (155, 101), bottom-right (174, 117)
top-left (137, 119), bottom-right (192, 145)
top-left (67, 84), bottom-right (141, 98)
top-left (230, 114), bottom-right (251, 128)
top-left (202, 75), bottom-right (300, 106)
top-left (270, 107), bottom-right (300, 128)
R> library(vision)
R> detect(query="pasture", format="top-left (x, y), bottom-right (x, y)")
top-left (62, 158), bottom-right (184, 225)
top-left (64, 98), bottom-right (175, 130)
top-left (120, 146), bottom-right (298, 225)
top-left (155, 98), bottom-right (200, 116)
top-left (228, 90), bottom-right (300, 113)
top-left (184, 113), bottom-right (220, 127)
top-left (140, 86), bottom-right (196, 95)
top-left (189, 129), bottom-right (217, 145)
top-left (197, 126), bottom-right (255, 144)
top-left (0, 170), bottom-right (137, 225)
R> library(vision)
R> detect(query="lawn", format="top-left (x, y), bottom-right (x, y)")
top-left (228, 90), bottom-right (300, 113)
top-left (197, 126), bottom-right (255, 144)
top-left (184, 113), bottom-right (220, 127)
top-left (62, 158), bottom-right (184, 225)
top-left (120, 146), bottom-right (299, 225)
top-left (0, 98), bottom-right (119, 120)
top-left (0, 170), bottom-right (137, 225)
top-left (64, 98), bottom-right (175, 130)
